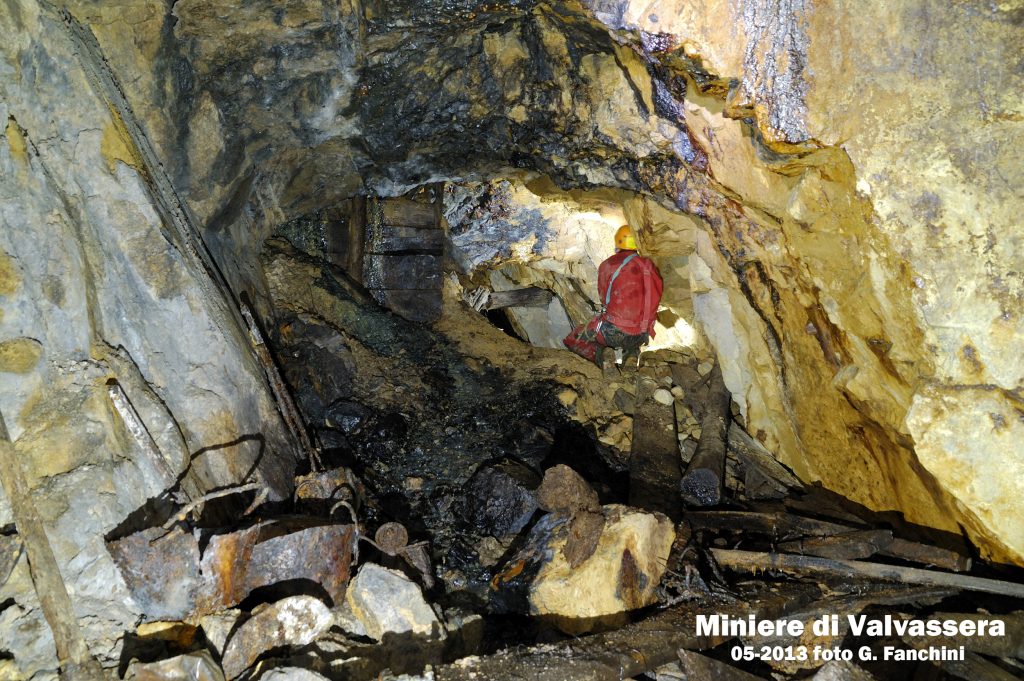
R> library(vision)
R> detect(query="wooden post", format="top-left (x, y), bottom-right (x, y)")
top-left (347, 196), bottom-right (366, 284)
top-left (680, 363), bottom-right (730, 506)
top-left (0, 411), bottom-right (103, 680)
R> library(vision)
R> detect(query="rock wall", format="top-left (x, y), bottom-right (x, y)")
top-left (0, 1), bottom-right (299, 674)
top-left (586, 0), bottom-right (1024, 563)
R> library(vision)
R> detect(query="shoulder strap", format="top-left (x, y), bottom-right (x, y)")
top-left (604, 253), bottom-right (637, 306)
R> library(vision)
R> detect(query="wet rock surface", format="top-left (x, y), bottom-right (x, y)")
top-left (462, 459), bottom-right (541, 539)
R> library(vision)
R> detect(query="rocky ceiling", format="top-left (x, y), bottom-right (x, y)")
top-left (2, 0), bottom-right (1022, 589)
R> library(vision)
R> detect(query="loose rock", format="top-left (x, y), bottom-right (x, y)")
top-left (125, 650), bottom-right (225, 681)
top-left (653, 388), bottom-right (674, 405)
top-left (220, 596), bottom-right (333, 679)
top-left (495, 505), bottom-right (675, 633)
top-left (344, 563), bottom-right (444, 641)
top-left (463, 459), bottom-right (540, 538)
top-left (536, 464), bottom-right (600, 515)
top-left (198, 610), bottom-right (241, 657)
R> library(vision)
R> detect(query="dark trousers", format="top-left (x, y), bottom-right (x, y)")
top-left (563, 317), bottom-right (648, 363)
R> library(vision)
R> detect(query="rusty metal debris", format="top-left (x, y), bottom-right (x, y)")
top-left (162, 483), bottom-right (263, 530)
top-left (110, 518), bottom-right (355, 620)
top-left (368, 521), bottom-right (435, 589)
top-left (375, 521), bottom-right (409, 555)
top-left (108, 527), bottom-right (202, 621)
top-left (294, 466), bottom-right (361, 509)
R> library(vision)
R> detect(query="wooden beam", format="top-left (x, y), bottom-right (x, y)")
top-left (484, 287), bottom-right (554, 310)
top-left (680, 363), bottom-right (730, 506)
top-left (0, 411), bottom-right (103, 680)
top-left (347, 196), bottom-right (366, 284)
top-left (711, 549), bottom-right (1024, 599)
top-left (629, 374), bottom-right (682, 518)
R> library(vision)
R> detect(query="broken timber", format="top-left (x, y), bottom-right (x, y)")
top-left (240, 299), bottom-right (321, 471)
top-left (711, 549), bottom-right (1024, 599)
top-left (680, 363), bottom-right (730, 506)
top-left (432, 585), bottom-right (820, 681)
top-left (0, 410), bottom-right (104, 681)
top-left (629, 373), bottom-right (682, 518)
top-left (364, 194), bottom-right (444, 323)
top-left (690, 510), bottom-right (972, 571)
top-left (484, 287), bottom-right (554, 310)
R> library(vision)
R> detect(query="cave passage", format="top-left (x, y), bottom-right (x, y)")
top-left (1, 0), bottom-right (1023, 679)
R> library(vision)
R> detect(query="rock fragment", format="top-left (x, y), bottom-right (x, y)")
top-left (261, 669), bottom-right (331, 681)
top-left (494, 504), bottom-right (675, 633)
top-left (536, 464), bottom-right (599, 514)
top-left (463, 459), bottom-right (540, 538)
top-left (198, 610), bottom-right (241, 657)
top-left (124, 650), bottom-right (225, 681)
top-left (220, 596), bottom-right (332, 679)
top-left (344, 563), bottom-right (444, 641)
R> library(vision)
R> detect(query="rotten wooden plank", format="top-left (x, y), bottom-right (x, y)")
top-left (680, 363), bottom-right (730, 506)
top-left (727, 422), bottom-right (803, 499)
top-left (673, 650), bottom-right (765, 680)
top-left (363, 253), bottom-right (443, 290)
top-left (433, 584), bottom-right (822, 681)
top-left (778, 529), bottom-right (895, 560)
top-left (380, 197), bottom-right (439, 227)
top-left (366, 225), bottom-right (445, 254)
top-left (711, 549), bottom-right (1024, 599)
top-left (687, 510), bottom-right (861, 540)
top-left (485, 287), bottom-right (554, 310)
top-left (903, 611), bottom-right (1024, 659)
top-left (881, 537), bottom-right (972, 573)
top-left (240, 299), bottom-right (321, 471)
top-left (346, 196), bottom-right (366, 283)
top-left (629, 374), bottom-right (682, 518)
top-left (369, 289), bottom-right (443, 323)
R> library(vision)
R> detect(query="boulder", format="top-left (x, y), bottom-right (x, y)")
top-left (495, 505), bottom-right (675, 632)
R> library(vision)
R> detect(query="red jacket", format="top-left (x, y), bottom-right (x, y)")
top-left (598, 250), bottom-right (663, 336)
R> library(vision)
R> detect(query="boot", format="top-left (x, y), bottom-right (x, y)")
top-left (621, 348), bottom-right (640, 373)
top-left (598, 346), bottom-right (618, 378)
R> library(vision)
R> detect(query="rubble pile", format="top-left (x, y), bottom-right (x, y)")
top-left (89, 244), bottom-right (1024, 681)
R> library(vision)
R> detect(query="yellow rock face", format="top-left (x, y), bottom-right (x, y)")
top-left (583, 0), bottom-right (1022, 563)
top-left (907, 386), bottom-right (1024, 565)
top-left (0, 251), bottom-right (21, 296)
top-left (0, 338), bottom-right (43, 374)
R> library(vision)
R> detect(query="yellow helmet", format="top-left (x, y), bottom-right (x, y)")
top-left (615, 224), bottom-right (637, 250)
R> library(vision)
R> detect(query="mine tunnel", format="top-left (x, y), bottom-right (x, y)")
top-left (1, 0), bottom-right (1023, 679)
